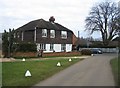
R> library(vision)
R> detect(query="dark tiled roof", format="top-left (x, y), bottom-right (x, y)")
top-left (16, 19), bottom-right (72, 32)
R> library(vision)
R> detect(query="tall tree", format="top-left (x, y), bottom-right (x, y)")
top-left (2, 30), bottom-right (9, 57)
top-left (2, 29), bottom-right (15, 57)
top-left (85, 2), bottom-right (120, 46)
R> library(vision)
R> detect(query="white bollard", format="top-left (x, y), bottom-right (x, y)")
top-left (22, 58), bottom-right (25, 61)
top-left (57, 62), bottom-right (61, 67)
top-left (91, 54), bottom-right (94, 56)
top-left (69, 58), bottom-right (72, 62)
top-left (25, 70), bottom-right (32, 77)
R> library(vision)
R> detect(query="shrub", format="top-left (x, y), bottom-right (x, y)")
top-left (14, 43), bottom-right (37, 52)
top-left (81, 49), bottom-right (92, 55)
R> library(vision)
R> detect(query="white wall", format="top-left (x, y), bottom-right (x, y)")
top-left (36, 43), bottom-right (40, 51)
top-left (54, 44), bottom-right (61, 52)
top-left (46, 44), bottom-right (50, 52)
top-left (66, 44), bottom-right (72, 52)
top-left (37, 43), bottom-right (72, 53)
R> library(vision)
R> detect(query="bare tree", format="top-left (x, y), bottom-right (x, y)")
top-left (85, 2), bottom-right (120, 46)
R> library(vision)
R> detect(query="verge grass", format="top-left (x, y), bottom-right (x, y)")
top-left (110, 56), bottom-right (119, 86)
top-left (2, 58), bottom-right (83, 87)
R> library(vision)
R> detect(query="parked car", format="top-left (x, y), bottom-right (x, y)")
top-left (90, 48), bottom-right (102, 54)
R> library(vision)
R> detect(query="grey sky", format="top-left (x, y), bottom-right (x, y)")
top-left (0, 0), bottom-right (119, 38)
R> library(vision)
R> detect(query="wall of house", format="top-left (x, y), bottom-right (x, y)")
top-left (43, 51), bottom-right (81, 57)
top-left (23, 30), bottom-right (34, 42)
top-left (13, 51), bottom-right (81, 57)
top-left (36, 29), bottom-right (73, 44)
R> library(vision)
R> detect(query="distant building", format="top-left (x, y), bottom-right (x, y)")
top-left (15, 16), bottom-right (76, 52)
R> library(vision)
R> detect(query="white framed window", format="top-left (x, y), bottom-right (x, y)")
top-left (50, 44), bottom-right (54, 51)
top-left (61, 44), bottom-right (66, 51)
top-left (40, 44), bottom-right (46, 50)
top-left (21, 32), bottom-right (24, 41)
top-left (42, 29), bottom-right (47, 37)
top-left (14, 33), bottom-right (16, 38)
top-left (61, 31), bottom-right (67, 39)
top-left (50, 30), bottom-right (55, 38)
top-left (17, 32), bottom-right (20, 38)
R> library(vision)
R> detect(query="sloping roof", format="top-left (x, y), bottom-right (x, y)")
top-left (16, 19), bottom-right (72, 32)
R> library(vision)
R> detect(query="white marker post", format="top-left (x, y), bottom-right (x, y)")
top-left (57, 62), bottom-right (61, 67)
top-left (69, 58), bottom-right (72, 62)
top-left (25, 70), bottom-right (32, 77)
top-left (22, 58), bottom-right (25, 61)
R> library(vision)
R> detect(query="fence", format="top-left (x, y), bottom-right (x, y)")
top-left (100, 48), bottom-right (119, 53)
top-left (79, 48), bottom-right (118, 53)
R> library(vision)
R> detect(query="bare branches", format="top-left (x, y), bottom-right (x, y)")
top-left (85, 2), bottom-right (119, 46)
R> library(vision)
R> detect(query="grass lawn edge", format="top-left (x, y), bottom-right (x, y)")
top-left (110, 57), bottom-right (119, 86)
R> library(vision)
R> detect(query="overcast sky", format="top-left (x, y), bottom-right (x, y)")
top-left (0, 0), bottom-right (119, 38)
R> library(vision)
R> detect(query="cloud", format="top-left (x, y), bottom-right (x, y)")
top-left (0, 0), bottom-right (119, 38)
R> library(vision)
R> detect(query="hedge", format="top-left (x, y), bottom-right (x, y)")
top-left (14, 43), bottom-right (37, 52)
top-left (81, 49), bottom-right (92, 55)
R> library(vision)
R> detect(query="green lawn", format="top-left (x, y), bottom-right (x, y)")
top-left (110, 56), bottom-right (119, 86)
top-left (2, 58), bottom-right (83, 87)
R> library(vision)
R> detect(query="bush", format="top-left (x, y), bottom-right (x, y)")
top-left (14, 43), bottom-right (37, 52)
top-left (81, 49), bottom-right (92, 55)
top-left (110, 58), bottom-right (119, 86)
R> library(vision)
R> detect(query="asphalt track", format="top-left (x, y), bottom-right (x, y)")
top-left (34, 53), bottom-right (117, 86)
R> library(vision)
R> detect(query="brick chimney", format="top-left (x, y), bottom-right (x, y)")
top-left (49, 16), bottom-right (55, 23)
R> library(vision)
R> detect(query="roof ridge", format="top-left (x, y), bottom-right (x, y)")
top-left (16, 18), bottom-right (73, 32)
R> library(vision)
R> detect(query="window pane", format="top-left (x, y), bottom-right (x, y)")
top-left (50, 44), bottom-right (54, 51)
top-left (42, 29), bottom-right (47, 37)
top-left (50, 30), bottom-right (55, 38)
top-left (61, 44), bottom-right (66, 51)
top-left (42, 44), bottom-right (45, 50)
top-left (14, 33), bottom-right (16, 38)
top-left (61, 31), bottom-right (67, 39)
top-left (40, 44), bottom-right (46, 50)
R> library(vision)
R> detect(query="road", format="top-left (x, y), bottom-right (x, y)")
top-left (34, 54), bottom-right (117, 86)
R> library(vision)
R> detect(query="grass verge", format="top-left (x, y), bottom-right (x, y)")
top-left (110, 56), bottom-right (119, 86)
top-left (2, 58), bottom-right (83, 87)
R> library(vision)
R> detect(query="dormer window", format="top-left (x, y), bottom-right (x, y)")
top-left (42, 29), bottom-right (47, 37)
top-left (50, 30), bottom-right (55, 38)
top-left (61, 31), bottom-right (67, 39)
